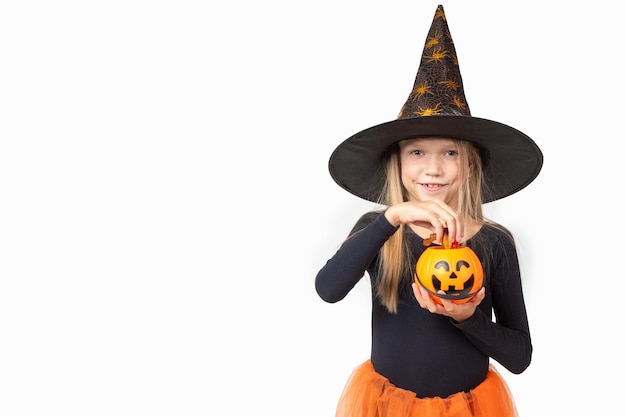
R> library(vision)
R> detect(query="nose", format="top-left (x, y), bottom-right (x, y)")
top-left (424, 155), bottom-right (443, 175)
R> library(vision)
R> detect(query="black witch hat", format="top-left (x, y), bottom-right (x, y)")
top-left (328, 5), bottom-right (543, 204)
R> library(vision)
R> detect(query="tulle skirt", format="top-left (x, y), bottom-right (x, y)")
top-left (335, 360), bottom-right (518, 417)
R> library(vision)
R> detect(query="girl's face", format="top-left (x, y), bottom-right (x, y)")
top-left (398, 138), bottom-right (462, 206)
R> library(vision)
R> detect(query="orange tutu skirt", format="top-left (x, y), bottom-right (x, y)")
top-left (335, 360), bottom-right (518, 417)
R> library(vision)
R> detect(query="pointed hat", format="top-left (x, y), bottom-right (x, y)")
top-left (328, 4), bottom-right (543, 204)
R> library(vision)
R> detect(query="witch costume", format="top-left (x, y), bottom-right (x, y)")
top-left (316, 4), bottom-right (543, 417)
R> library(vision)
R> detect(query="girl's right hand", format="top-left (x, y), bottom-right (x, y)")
top-left (384, 199), bottom-right (463, 244)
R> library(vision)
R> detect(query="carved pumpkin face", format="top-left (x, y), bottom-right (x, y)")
top-left (414, 245), bottom-right (484, 305)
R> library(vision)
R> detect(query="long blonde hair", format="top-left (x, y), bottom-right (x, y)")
top-left (376, 139), bottom-right (486, 313)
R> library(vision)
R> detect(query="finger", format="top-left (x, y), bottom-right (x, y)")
top-left (412, 282), bottom-right (420, 299)
top-left (438, 212), bottom-right (462, 244)
top-left (422, 288), bottom-right (443, 313)
top-left (420, 214), bottom-right (445, 243)
top-left (413, 283), bottom-right (436, 310)
top-left (464, 288), bottom-right (485, 307)
top-left (437, 291), bottom-right (456, 312)
top-left (473, 287), bottom-right (486, 303)
top-left (412, 283), bottom-right (429, 308)
top-left (428, 200), bottom-right (462, 243)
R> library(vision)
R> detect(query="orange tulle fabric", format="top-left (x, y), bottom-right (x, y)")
top-left (335, 360), bottom-right (518, 417)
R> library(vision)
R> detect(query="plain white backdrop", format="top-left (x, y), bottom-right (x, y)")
top-left (1, 1), bottom-right (623, 416)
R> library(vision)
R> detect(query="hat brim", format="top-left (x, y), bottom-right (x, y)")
top-left (328, 116), bottom-right (543, 204)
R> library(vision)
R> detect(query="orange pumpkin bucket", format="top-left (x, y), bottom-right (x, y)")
top-left (414, 230), bottom-right (484, 305)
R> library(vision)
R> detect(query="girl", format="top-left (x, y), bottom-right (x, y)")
top-left (315, 5), bottom-right (542, 417)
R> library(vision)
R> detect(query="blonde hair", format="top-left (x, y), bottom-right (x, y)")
top-left (376, 139), bottom-right (485, 313)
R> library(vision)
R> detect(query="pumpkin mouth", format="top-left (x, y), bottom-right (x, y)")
top-left (432, 274), bottom-right (475, 299)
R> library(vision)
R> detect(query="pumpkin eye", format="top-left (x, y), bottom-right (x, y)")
top-left (456, 260), bottom-right (470, 271)
top-left (434, 261), bottom-right (450, 271)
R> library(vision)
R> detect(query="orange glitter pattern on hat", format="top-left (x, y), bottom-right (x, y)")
top-left (397, 5), bottom-right (470, 120)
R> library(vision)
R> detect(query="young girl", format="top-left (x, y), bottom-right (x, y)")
top-left (315, 5), bottom-right (543, 417)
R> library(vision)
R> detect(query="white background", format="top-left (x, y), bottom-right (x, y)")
top-left (1, 1), bottom-right (623, 416)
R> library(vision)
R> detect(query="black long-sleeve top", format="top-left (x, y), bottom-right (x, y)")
top-left (315, 211), bottom-right (532, 398)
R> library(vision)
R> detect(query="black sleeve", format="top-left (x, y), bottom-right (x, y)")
top-left (453, 231), bottom-right (533, 374)
top-left (315, 212), bottom-right (398, 303)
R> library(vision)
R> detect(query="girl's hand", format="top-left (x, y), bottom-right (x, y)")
top-left (412, 283), bottom-right (485, 322)
top-left (384, 200), bottom-right (463, 244)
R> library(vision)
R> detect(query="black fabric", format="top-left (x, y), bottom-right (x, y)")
top-left (315, 211), bottom-right (532, 398)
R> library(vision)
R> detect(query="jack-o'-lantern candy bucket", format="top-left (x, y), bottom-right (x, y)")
top-left (414, 231), bottom-right (484, 305)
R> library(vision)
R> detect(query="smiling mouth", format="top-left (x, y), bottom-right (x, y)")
top-left (421, 183), bottom-right (445, 190)
top-left (432, 275), bottom-right (475, 297)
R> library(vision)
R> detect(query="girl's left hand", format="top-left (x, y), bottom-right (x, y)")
top-left (412, 283), bottom-right (485, 322)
